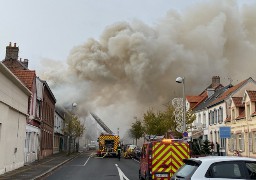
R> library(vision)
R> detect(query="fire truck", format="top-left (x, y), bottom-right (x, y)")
top-left (139, 138), bottom-right (190, 180)
top-left (97, 133), bottom-right (120, 157)
top-left (90, 113), bottom-right (120, 157)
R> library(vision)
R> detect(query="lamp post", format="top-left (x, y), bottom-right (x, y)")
top-left (176, 77), bottom-right (186, 134)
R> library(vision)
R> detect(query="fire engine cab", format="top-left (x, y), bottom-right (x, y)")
top-left (139, 138), bottom-right (190, 180)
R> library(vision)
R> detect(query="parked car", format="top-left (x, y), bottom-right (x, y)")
top-left (171, 156), bottom-right (256, 180)
top-left (133, 146), bottom-right (142, 160)
top-left (124, 144), bottom-right (137, 158)
top-left (87, 144), bottom-right (97, 150)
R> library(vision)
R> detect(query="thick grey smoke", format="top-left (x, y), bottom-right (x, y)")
top-left (41, 0), bottom-right (256, 137)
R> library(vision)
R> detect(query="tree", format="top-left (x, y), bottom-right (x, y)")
top-left (129, 119), bottom-right (144, 145)
top-left (64, 112), bottom-right (85, 154)
top-left (186, 109), bottom-right (196, 131)
top-left (201, 139), bottom-right (211, 155)
top-left (142, 104), bottom-right (181, 137)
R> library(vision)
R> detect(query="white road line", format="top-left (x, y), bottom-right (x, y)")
top-left (132, 158), bottom-right (140, 163)
top-left (83, 153), bottom-right (93, 166)
top-left (115, 164), bottom-right (129, 180)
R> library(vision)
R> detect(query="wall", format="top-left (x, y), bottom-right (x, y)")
top-left (0, 64), bottom-right (30, 175)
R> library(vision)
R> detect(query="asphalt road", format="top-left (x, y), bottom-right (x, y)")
top-left (45, 151), bottom-right (140, 180)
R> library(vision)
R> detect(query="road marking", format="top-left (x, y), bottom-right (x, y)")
top-left (132, 158), bottom-right (140, 163)
top-left (115, 164), bottom-right (129, 180)
top-left (83, 154), bottom-right (92, 166)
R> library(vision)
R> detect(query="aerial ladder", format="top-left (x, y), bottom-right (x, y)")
top-left (90, 113), bottom-right (120, 157)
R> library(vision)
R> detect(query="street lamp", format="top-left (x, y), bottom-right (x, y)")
top-left (176, 77), bottom-right (186, 134)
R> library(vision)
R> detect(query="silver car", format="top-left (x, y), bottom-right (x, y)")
top-left (171, 156), bottom-right (256, 179)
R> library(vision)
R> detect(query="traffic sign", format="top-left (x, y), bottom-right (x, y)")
top-left (183, 131), bottom-right (188, 137)
top-left (219, 126), bottom-right (231, 138)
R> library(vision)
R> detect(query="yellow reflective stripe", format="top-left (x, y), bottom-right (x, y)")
top-left (153, 144), bottom-right (165, 159)
top-left (152, 145), bottom-right (171, 171)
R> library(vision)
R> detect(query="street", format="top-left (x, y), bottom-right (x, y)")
top-left (45, 151), bottom-right (140, 180)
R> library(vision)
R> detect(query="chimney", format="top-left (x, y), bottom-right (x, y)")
top-left (207, 88), bottom-right (215, 97)
top-left (22, 59), bottom-right (29, 68)
top-left (5, 42), bottom-right (19, 60)
top-left (212, 76), bottom-right (220, 88)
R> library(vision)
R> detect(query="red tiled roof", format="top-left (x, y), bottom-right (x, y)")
top-left (12, 70), bottom-right (36, 90)
top-left (232, 97), bottom-right (244, 107)
top-left (247, 90), bottom-right (256, 102)
top-left (209, 78), bottom-right (250, 106)
top-left (187, 96), bottom-right (204, 103)
top-left (186, 95), bottom-right (207, 110)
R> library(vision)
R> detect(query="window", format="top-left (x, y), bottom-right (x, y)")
top-left (211, 111), bottom-right (214, 124)
top-left (249, 132), bottom-right (253, 152)
top-left (253, 132), bottom-right (256, 153)
top-left (245, 161), bottom-right (256, 179)
top-left (238, 133), bottom-right (244, 151)
top-left (229, 133), bottom-right (236, 152)
top-left (198, 114), bottom-right (201, 124)
top-left (214, 109), bottom-right (217, 124)
top-left (218, 107), bottom-right (223, 123)
top-left (203, 113), bottom-right (206, 128)
top-left (208, 112), bottom-right (211, 125)
top-left (220, 138), bottom-right (225, 148)
top-left (211, 162), bottom-right (243, 178)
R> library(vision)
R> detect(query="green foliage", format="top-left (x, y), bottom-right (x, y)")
top-left (142, 104), bottom-right (181, 137)
top-left (201, 139), bottom-right (211, 155)
top-left (132, 103), bottom-right (197, 139)
top-left (186, 109), bottom-right (196, 131)
top-left (129, 119), bottom-right (144, 145)
top-left (64, 113), bottom-right (85, 138)
top-left (191, 140), bottom-right (202, 155)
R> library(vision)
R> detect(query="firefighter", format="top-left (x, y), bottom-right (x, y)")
top-left (117, 144), bottom-right (121, 161)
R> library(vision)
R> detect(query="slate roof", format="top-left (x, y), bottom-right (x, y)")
top-left (193, 84), bottom-right (232, 111)
top-left (12, 70), bottom-right (36, 90)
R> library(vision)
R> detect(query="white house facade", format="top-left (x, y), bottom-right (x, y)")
top-left (0, 62), bottom-right (31, 175)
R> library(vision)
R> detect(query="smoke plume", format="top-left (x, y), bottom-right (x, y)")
top-left (40, 0), bottom-right (256, 137)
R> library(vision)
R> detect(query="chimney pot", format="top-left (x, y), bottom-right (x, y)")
top-left (5, 42), bottom-right (19, 60)
top-left (212, 76), bottom-right (220, 88)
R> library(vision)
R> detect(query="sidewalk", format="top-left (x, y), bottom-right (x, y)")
top-left (0, 152), bottom-right (80, 180)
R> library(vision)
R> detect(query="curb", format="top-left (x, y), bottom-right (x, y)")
top-left (33, 153), bottom-right (80, 180)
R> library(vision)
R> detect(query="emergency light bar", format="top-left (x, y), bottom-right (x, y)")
top-left (162, 139), bottom-right (184, 143)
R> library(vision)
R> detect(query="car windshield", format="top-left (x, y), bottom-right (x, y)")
top-left (173, 161), bottom-right (199, 178)
top-left (129, 145), bottom-right (136, 149)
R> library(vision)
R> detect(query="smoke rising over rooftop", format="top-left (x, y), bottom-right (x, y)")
top-left (41, 0), bottom-right (256, 137)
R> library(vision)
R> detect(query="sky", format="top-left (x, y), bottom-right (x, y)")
top-left (0, 0), bottom-right (201, 69)
top-left (1, 0), bottom-right (256, 139)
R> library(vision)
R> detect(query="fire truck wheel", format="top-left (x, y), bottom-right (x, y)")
top-left (145, 172), bottom-right (152, 180)
top-left (139, 169), bottom-right (143, 180)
